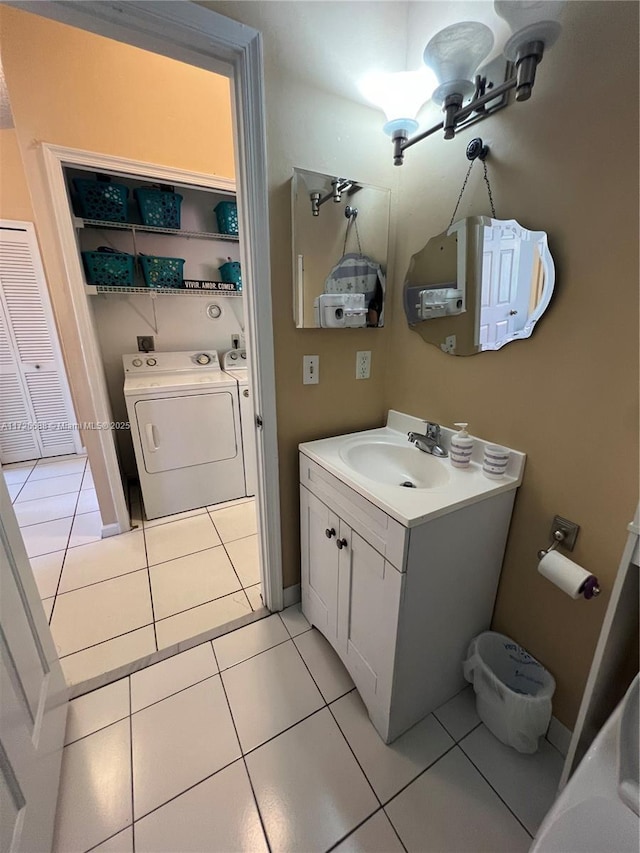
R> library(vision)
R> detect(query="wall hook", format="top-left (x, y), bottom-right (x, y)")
top-left (466, 137), bottom-right (489, 161)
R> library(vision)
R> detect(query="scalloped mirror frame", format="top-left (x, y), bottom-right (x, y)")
top-left (403, 217), bottom-right (555, 356)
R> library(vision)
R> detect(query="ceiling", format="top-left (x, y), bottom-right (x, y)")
top-left (205, 1), bottom-right (512, 111)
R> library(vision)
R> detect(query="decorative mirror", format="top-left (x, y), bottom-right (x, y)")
top-left (403, 217), bottom-right (555, 355)
top-left (291, 167), bottom-right (391, 328)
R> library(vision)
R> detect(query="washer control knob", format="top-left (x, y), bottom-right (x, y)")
top-left (241, 352), bottom-right (247, 360)
top-left (196, 353), bottom-right (211, 365)
top-left (146, 358), bottom-right (157, 366)
top-left (243, 389), bottom-right (249, 398)
top-left (230, 352), bottom-right (238, 360)
top-left (132, 358), bottom-right (143, 367)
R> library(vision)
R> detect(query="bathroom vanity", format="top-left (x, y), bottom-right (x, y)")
top-left (299, 410), bottom-right (525, 743)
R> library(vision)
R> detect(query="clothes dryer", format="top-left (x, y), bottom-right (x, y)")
top-left (221, 348), bottom-right (257, 496)
top-left (123, 350), bottom-right (245, 519)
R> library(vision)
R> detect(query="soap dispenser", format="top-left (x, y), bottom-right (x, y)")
top-left (450, 423), bottom-right (474, 468)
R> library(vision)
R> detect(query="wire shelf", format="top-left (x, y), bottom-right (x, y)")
top-left (87, 285), bottom-right (242, 297)
top-left (75, 217), bottom-right (239, 242)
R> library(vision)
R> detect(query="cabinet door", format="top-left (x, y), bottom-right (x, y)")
top-left (300, 486), bottom-right (340, 644)
top-left (337, 527), bottom-right (403, 715)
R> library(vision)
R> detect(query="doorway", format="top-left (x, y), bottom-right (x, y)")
top-left (1, 1), bottom-right (283, 692)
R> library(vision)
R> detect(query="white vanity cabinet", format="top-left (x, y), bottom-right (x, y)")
top-left (300, 450), bottom-right (519, 743)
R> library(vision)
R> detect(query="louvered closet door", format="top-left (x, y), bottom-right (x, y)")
top-left (0, 222), bottom-right (78, 463)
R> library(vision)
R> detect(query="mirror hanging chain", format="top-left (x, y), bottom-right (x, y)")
top-left (343, 208), bottom-right (363, 257)
top-left (448, 137), bottom-right (496, 228)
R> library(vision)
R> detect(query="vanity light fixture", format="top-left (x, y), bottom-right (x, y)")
top-left (360, 0), bottom-right (566, 165)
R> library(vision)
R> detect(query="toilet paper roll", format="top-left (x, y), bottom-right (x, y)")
top-left (538, 551), bottom-right (595, 599)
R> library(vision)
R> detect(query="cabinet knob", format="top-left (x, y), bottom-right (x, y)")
top-left (336, 538), bottom-right (348, 550)
top-left (325, 527), bottom-right (336, 539)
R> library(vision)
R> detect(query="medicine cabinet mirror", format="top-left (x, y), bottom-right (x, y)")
top-left (291, 167), bottom-right (390, 329)
top-left (403, 217), bottom-right (555, 356)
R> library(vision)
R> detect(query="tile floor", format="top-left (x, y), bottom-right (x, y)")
top-left (2, 456), bottom-right (263, 686)
top-left (54, 604), bottom-right (565, 853)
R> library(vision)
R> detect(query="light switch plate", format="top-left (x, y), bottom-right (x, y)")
top-left (303, 355), bottom-right (319, 385)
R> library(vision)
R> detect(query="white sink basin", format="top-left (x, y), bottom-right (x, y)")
top-left (339, 438), bottom-right (451, 489)
top-left (299, 410), bottom-right (526, 527)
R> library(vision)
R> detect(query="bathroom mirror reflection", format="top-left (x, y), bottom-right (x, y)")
top-left (291, 167), bottom-right (391, 328)
top-left (403, 217), bottom-right (555, 355)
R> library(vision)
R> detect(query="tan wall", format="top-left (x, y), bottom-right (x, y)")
top-left (0, 128), bottom-right (34, 221)
top-left (255, 76), bottom-right (397, 590)
top-left (388, 1), bottom-right (639, 727)
top-left (0, 6), bottom-right (234, 523)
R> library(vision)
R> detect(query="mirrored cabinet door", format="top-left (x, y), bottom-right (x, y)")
top-left (291, 167), bottom-right (391, 329)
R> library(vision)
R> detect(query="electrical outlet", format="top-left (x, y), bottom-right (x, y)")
top-left (231, 333), bottom-right (240, 349)
top-left (303, 355), bottom-right (319, 385)
top-left (137, 336), bottom-right (155, 352)
top-left (442, 335), bottom-right (456, 354)
top-left (356, 350), bottom-right (371, 380)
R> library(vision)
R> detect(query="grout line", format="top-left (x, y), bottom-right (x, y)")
top-left (16, 512), bottom-right (77, 529)
top-left (150, 583), bottom-right (247, 623)
top-left (128, 676), bottom-right (136, 853)
top-left (59, 621), bottom-right (156, 660)
top-left (63, 710), bottom-right (132, 748)
top-left (324, 807), bottom-right (403, 853)
top-left (56, 565), bottom-right (149, 598)
top-left (83, 825), bottom-right (134, 853)
top-left (381, 805), bottom-right (410, 853)
top-left (214, 632), bottom-right (292, 675)
top-left (142, 508), bottom-right (208, 530)
top-left (131, 672), bottom-right (220, 718)
top-left (48, 474), bottom-right (85, 624)
top-left (380, 741), bottom-right (459, 809)
top-left (145, 541), bottom-right (233, 570)
top-left (289, 642), bottom-right (383, 807)
top-left (131, 754), bottom-right (246, 828)
top-left (137, 481), bottom-right (159, 653)
top-left (153, 586), bottom-right (257, 627)
top-left (214, 644), bottom-right (273, 853)
top-left (208, 514), bottom-right (251, 591)
top-left (456, 741), bottom-right (534, 839)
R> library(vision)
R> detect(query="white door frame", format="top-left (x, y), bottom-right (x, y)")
top-left (11, 0), bottom-right (284, 611)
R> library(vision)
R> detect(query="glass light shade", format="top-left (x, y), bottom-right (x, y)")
top-left (358, 68), bottom-right (437, 136)
top-left (495, 1), bottom-right (566, 59)
top-left (423, 22), bottom-right (494, 105)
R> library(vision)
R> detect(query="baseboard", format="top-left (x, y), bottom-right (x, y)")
top-left (101, 521), bottom-right (124, 538)
top-left (546, 715), bottom-right (572, 756)
top-left (283, 583), bottom-right (301, 608)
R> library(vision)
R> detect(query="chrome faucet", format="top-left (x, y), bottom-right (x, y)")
top-left (408, 422), bottom-right (448, 457)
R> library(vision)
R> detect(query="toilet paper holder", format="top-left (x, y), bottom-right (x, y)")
top-left (537, 515), bottom-right (580, 560)
top-left (537, 516), bottom-right (601, 599)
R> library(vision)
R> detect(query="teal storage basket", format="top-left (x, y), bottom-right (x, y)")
top-left (82, 250), bottom-right (135, 287)
top-left (219, 261), bottom-right (242, 289)
top-left (139, 255), bottom-right (185, 289)
top-left (214, 201), bottom-right (238, 236)
top-left (134, 188), bottom-right (183, 229)
top-left (73, 179), bottom-right (129, 222)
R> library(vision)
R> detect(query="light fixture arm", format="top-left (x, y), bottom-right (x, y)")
top-left (393, 42), bottom-right (546, 165)
top-left (309, 178), bottom-right (355, 216)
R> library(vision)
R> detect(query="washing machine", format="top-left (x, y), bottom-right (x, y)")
top-left (123, 350), bottom-right (246, 519)
top-left (222, 348), bottom-right (257, 496)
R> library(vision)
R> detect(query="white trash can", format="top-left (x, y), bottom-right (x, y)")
top-left (463, 631), bottom-right (556, 754)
